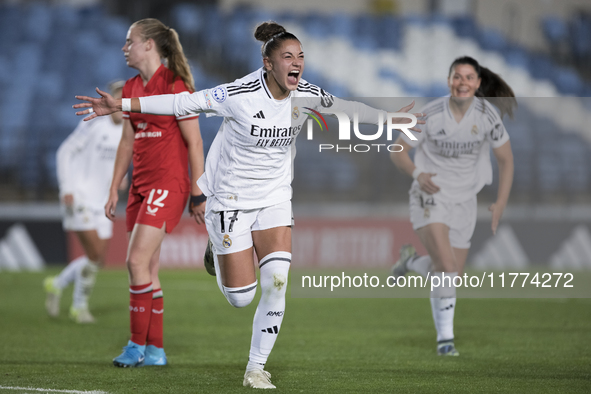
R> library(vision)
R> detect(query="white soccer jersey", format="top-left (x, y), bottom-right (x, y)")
top-left (401, 97), bottom-right (510, 203)
top-left (56, 116), bottom-right (122, 210)
top-left (140, 68), bottom-right (385, 210)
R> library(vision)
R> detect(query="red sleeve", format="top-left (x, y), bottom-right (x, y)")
top-left (173, 78), bottom-right (199, 121)
top-left (122, 80), bottom-right (131, 119)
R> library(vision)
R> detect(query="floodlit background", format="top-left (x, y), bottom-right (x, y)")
top-left (1, 0), bottom-right (591, 271)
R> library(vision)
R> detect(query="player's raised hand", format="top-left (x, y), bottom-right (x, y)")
top-left (74, 87), bottom-right (119, 121)
top-left (392, 100), bottom-right (426, 133)
top-left (417, 172), bottom-right (440, 195)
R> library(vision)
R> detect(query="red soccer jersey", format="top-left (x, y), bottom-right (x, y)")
top-left (122, 64), bottom-right (198, 193)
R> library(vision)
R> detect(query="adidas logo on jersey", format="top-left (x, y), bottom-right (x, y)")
top-left (261, 325), bottom-right (279, 334)
top-left (436, 129), bottom-right (446, 136)
top-left (253, 110), bottom-right (265, 119)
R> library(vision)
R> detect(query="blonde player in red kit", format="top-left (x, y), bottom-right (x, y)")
top-left (105, 18), bottom-right (205, 367)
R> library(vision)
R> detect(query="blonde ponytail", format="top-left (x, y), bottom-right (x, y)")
top-left (132, 18), bottom-right (195, 92)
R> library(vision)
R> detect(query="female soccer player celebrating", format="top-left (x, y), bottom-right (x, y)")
top-left (104, 18), bottom-right (205, 368)
top-left (390, 56), bottom-right (515, 356)
top-left (45, 81), bottom-right (125, 324)
top-left (75, 21), bottom-right (421, 388)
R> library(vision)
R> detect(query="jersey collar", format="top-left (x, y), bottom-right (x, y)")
top-left (143, 64), bottom-right (168, 94)
top-left (446, 96), bottom-right (477, 125)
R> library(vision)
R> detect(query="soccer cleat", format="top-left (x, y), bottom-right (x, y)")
top-left (113, 341), bottom-right (146, 368)
top-left (243, 369), bottom-right (276, 389)
top-left (44, 276), bottom-right (61, 317)
top-left (437, 341), bottom-right (460, 356)
top-left (140, 345), bottom-right (167, 366)
top-left (69, 305), bottom-right (96, 324)
top-left (203, 238), bottom-right (216, 276)
top-left (390, 244), bottom-right (417, 283)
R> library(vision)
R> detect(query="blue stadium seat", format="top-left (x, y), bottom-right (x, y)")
top-left (94, 47), bottom-right (127, 83)
top-left (553, 67), bottom-right (584, 96)
top-left (541, 17), bottom-right (569, 45)
top-left (101, 16), bottom-right (130, 44)
top-left (450, 16), bottom-right (477, 38)
top-left (570, 14), bottom-right (591, 59)
top-left (528, 54), bottom-right (555, 80)
top-left (37, 72), bottom-right (64, 101)
top-left (171, 3), bottom-right (203, 34)
top-left (328, 13), bottom-right (355, 40)
top-left (0, 5), bottom-right (23, 51)
top-left (376, 16), bottom-right (402, 50)
top-left (503, 47), bottom-right (529, 70)
top-left (561, 136), bottom-right (589, 192)
top-left (478, 29), bottom-right (507, 52)
top-left (24, 3), bottom-right (52, 43)
top-left (52, 5), bottom-right (80, 31)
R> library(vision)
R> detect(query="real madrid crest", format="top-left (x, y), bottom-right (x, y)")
top-left (471, 124), bottom-right (478, 135)
top-left (424, 207), bottom-right (430, 219)
top-left (223, 234), bottom-right (232, 248)
top-left (292, 106), bottom-right (299, 120)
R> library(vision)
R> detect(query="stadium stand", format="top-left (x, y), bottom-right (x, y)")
top-left (1, 3), bottom-right (590, 201)
top-left (0, 3), bottom-right (224, 198)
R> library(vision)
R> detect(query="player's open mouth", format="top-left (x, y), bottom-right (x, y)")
top-left (287, 70), bottom-right (300, 85)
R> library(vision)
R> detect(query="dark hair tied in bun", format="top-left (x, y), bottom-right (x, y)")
top-left (254, 21), bottom-right (299, 58)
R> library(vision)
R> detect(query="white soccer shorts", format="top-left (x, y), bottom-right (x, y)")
top-left (409, 186), bottom-right (477, 249)
top-left (205, 199), bottom-right (292, 255)
top-left (62, 204), bottom-right (113, 240)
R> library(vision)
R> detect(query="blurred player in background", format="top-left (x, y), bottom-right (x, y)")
top-left (104, 18), bottom-right (205, 368)
top-left (45, 81), bottom-right (125, 324)
top-left (75, 20), bottom-right (422, 389)
top-left (390, 56), bottom-right (515, 356)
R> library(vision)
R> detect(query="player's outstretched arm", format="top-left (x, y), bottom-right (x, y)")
top-left (74, 88), bottom-right (131, 121)
top-left (389, 100), bottom-right (425, 133)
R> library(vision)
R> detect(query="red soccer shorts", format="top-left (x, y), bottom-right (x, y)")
top-left (126, 187), bottom-right (188, 234)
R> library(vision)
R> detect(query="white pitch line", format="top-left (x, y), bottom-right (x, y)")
top-left (0, 386), bottom-right (109, 394)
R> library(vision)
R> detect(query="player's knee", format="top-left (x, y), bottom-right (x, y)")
top-left (126, 254), bottom-right (146, 276)
top-left (258, 252), bottom-right (291, 298)
top-left (223, 281), bottom-right (257, 308)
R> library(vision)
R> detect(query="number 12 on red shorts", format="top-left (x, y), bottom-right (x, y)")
top-left (126, 187), bottom-right (188, 233)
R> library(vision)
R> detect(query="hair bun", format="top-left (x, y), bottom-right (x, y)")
top-left (254, 21), bottom-right (286, 42)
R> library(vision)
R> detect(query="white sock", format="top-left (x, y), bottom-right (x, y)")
top-left (430, 272), bottom-right (457, 342)
top-left (55, 255), bottom-right (88, 289)
top-left (72, 260), bottom-right (99, 309)
top-left (407, 255), bottom-right (433, 278)
top-left (247, 251), bottom-right (291, 370)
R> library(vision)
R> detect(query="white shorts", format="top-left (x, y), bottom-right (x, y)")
top-left (205, 199), bottom-right (293, 255)
top-left (409, 186), bottom-right (477, 249)
top-left (62, 204), bottom-right (113, 240)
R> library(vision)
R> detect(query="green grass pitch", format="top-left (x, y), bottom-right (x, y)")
top-left (1, 268), bottom-right (590, 393)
